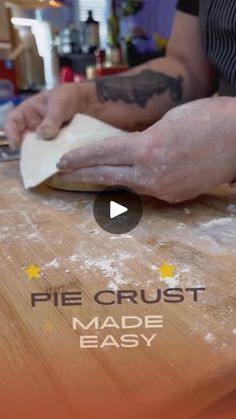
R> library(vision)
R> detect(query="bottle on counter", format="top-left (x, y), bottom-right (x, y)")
top-left (84, 10), bottom-right (100, 54)
top-left (58, 24), bottom-right (81, 55)
top-left (107, 0), bottom-right (122, 65)
top-left (108, 0), bottom-right (120, 47)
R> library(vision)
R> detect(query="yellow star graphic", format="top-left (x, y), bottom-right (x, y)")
top-left (44, 321), bottom-right (54, 333)
top-left (25, 264), bottom-right (41, 280)
top-left (159, 262), bottom-right (175, 280)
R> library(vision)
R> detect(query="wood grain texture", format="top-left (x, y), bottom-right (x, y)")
top-left (0, 161), bottom-right (236, 419)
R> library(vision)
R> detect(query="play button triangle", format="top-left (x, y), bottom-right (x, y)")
top-left (110, 201), bottom-right (128, 219)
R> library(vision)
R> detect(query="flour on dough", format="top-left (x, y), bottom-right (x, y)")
top-left (20, 114), bottom-right (124, 190)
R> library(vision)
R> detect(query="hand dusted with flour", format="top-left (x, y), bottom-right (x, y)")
top-left (58, 97), bottom-right (236, 203)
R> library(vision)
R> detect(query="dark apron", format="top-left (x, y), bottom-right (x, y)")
top-left (199, 0), bottom-right (236, 96)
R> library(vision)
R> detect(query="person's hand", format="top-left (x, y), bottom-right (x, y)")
top-left (5, 83), bottom-right (82, 150)
top-left (56, 97), bottom-right (236, 203)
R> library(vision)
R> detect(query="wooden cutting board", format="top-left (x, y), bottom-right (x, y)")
top-left (0, 161), bottom-right (235, 419)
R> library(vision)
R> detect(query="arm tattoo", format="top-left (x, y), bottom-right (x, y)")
top-left (96, 69), bottom-right (183, 108)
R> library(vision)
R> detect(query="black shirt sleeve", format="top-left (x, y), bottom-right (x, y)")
top-left (177, 0), bottom-right (199, 16)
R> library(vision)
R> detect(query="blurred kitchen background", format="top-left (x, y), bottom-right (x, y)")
top-left (0, 0), bottom-right (177, 124)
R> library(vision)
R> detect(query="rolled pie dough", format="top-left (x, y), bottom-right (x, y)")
top-left (20, 114), bottom-right (124, 191)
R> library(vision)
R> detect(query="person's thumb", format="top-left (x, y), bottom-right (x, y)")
top-left (36, 96), bottom-right (65, 140)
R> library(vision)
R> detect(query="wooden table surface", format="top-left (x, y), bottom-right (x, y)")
top-left (0, 161), bottom-right (236, 419)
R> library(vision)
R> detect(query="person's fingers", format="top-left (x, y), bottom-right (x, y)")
top-left (37, 92), bottom-right (68, 140)
top-left (57, 165), bottom-right (138, 189)
top-left (57, 133), bottom-right (141, 170)
top-left (25, 114), bottom-right (43, 131)
top-left (5, 111), bottom-right (25, 149)
top-left (5, 93), bottom-right (46, 148)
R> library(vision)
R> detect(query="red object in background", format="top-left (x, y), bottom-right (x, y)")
top-left (0, 60), bottom-right (17, 94)
top-left (60, 66), bottom-right (86, 83)
top-left (60, 61), bottom-right (129, 84)
top-left (74, 73), bottom-right (86, 82)
top-left (95, 49), bottom-right (106, 67)
top-left (94, 49), bottom-right (128, 76)
top-left (94, 48), bottom-right (129, 76)
top-left (95, 65), bottom-right (129, 77)
top-left (60, 66), bottom-right (74, 83)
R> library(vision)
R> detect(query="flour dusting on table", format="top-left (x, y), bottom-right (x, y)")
top-left (45, 258), bottom-right (61, 269)
top-left (204, 333), bottom-right (216, 343)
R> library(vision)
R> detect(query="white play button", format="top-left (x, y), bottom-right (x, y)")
top-left (93, 187), bottom-right (143, 234)
top-left (110, 201), bottom-right (128, 219)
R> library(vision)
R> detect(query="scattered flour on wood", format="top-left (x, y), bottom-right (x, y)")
top-left (107, 279), bottom-right (126, 291)
top-left (42, 198), bottom-right (79, 213)
top-left (204, 333), bottom-right (216, 343)
top-left (110, 235), bottom-right (133, 240)
top-left (44, 258), bottom-right (60, 269)
top-left (84, 257), bottom-right (125, 285)
top-left (89, 229), bottom-right (100, 235)
top-left (119, 252), bottom-right (134, 261)
top-left (0, 210), bottom-right (42, 242)
top-left (164, 276), bottom-right (180, 287)
top-left (177, 223), bottom-right (186, 230)
top-left (199, 217), bottom-right (234, 229)
top-left (227, 204), bottom-right (236, 212)
top-left (148, 265), bottom-right (193, 288)
top-left (68, 248), bottom-right (135, 289)
top-left (193, 216), bottom-right (236, 249)
top-left (181, 267), bottom-right (191, 273)
top-left (69, 254), bottom-right (80, 263)
top-left (184, 208), bottom-right (191, 215)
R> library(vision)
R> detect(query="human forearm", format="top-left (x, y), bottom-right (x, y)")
top-left (77, 55), bottom-right (210, 131)
top-left (6, 11), bottom-right (214, 147)
top-left (76, 9), bottom-right (214, 132)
